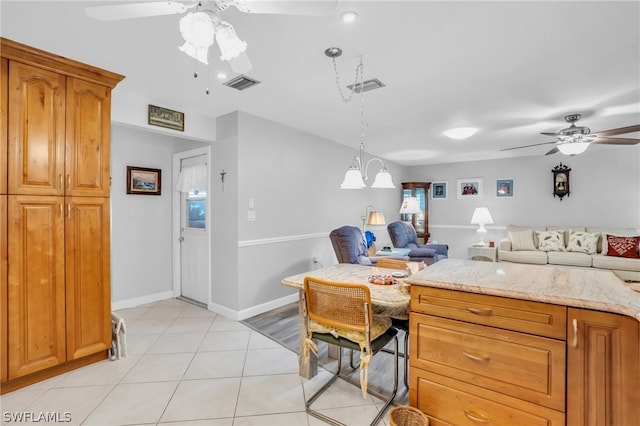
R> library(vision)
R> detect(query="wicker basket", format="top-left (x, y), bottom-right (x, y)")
top-left (389, 406), bottom-right (429, 426)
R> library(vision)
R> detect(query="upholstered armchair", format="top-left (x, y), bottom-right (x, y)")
top-left (387, 221), bottom-right (448, 265)
top-left (330, 225), bottom-right (409, 265)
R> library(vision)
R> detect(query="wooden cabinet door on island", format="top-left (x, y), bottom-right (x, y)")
top-left (567, 308), bottom-right (640, 426)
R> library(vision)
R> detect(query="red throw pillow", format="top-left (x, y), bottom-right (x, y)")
top-left (606, 234), bottom-right (640, 258)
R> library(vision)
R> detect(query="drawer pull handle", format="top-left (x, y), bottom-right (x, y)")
top-left (466, 306), bottom-right (493, 316)
top-left (572, 318), bottom-right (578, 348)
top-left (464, 409), bottom-right (490, 423)
top-left (463, 351), bottom-right (490, 362)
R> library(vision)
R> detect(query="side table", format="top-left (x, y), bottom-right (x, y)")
top-left (468, 246), bottom-right (497, 262)
top-left (376, 248), bottom-right (411, 257)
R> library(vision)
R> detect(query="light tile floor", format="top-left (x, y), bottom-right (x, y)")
top-left (1, 299), bottom-right (408, 426)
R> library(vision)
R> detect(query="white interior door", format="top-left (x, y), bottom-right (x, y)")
top-left (174, 149), bottom-right (210, 306)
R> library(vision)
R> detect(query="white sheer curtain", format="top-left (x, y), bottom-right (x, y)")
top-left (176, 164), bottom-right (208, 192)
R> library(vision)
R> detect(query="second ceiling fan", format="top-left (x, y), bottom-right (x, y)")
top-left (502, 114), bottom-right (640, 156)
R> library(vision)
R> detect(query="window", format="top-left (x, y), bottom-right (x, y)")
top-left (187, 190), bottom-right (206, 229)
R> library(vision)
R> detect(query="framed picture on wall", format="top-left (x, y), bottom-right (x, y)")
top-left (126, 166), bottom-right (162, 195)
top-left (456, 178), bottom-right (483, 199)
top-left (431, 181), bottom-right (447, 199)
top-left (496, 178), bottom-right (514, 197)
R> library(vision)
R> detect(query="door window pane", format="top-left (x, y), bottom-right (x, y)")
top-left (187, 190), bottom-right (206, 229)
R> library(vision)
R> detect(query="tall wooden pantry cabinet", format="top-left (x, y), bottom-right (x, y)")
top-left (1, 38), bottom-right (124, 393)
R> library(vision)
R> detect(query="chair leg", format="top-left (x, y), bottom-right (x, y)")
top-left (305, 338), bottom-right (399, 426)
top-left (403, 329), bottom-right (409, 389)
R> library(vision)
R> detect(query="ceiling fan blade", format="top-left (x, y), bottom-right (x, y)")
top-left (545, 147), bottom-right (559, 156)
top-left (541, 132), bottom-right (561, 137)
top-left (500, 141), bottom-right (557, 152)
top-left (85, 1), bottom-right (194, 21)
top-left (592, 125), bottom-right (640, 137)
top-left (229, 52), bottom-right (253, 74)
top-left (591, 137), bottom-right (640, 145)
top-left (239, 0), bottom-right (335, 16)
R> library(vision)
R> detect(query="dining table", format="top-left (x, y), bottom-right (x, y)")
top-left (281, 263), bottom-right (412, 379)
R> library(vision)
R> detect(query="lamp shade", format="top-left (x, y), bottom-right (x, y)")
top-left (470, 207), bottom-right (493, 233)
top-left (399, 197), bottom-right (421, 214)
top-left (178, 12), bottom-right (215, 64)
top-left (367, 211), bottom-right (386, 226)
top-left (370, 168), bottom-right (396, 189)
top-left (216, 21), bottom-right (247, 61)
top-left (558, 142), bottom-right (590, 155)
top-left (340, 167), bottom-right (366, 189)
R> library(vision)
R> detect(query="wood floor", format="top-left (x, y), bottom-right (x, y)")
top-left (241, 302), bottom-right (410, 401)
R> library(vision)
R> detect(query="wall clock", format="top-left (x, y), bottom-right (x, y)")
top-left (552, 163), bottom-right (571, 200)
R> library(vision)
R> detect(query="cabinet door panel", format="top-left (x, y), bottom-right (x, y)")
top-left (65, 197), bottom-right (111, 359)
top-left (7, 195), bottom-right (65, 378)
top-left (65, 79), bottom-right (111, 197)
top-left (8, 62), bottom-right (65, 195)
top-left (567, 308), bottom-right (640, 426)
top-left (1, 195), bottom-right (7, 382)
top-left (2, 58), bottom-right (8, 194)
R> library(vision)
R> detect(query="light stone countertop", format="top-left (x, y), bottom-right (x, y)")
top-left (282, 263), bottom-right (411, 309)
top-left (405, 259), bottom-right (640, 321)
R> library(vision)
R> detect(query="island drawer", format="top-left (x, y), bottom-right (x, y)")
top-left (410, 369), bottom-right (566, 426)
top-left (410, 286), bottom-right (566, 339)
top-left (410, 313), bottom-right (566, 411)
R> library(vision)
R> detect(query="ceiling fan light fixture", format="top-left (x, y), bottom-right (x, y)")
top-left (178, 12), bottom-right (215, 64)
top-left (558, 142), bottom-right (590, 156)
top-left (216, 21), bottom-right (247, 61)
top-left (444, 127), bottom-right (478, 140)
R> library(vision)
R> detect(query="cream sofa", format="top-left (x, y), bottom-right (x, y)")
top-left (499, 225), bottom-right (640, 282)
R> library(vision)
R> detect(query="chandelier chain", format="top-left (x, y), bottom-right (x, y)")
top-left (331, 56), bottom-right (367, 146)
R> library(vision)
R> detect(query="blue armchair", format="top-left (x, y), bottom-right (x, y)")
top-left (387, 221), bottom-right (448, 265)
top-left (330, 225), bottom-right (409, 265)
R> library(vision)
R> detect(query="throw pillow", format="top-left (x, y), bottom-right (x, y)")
top-left (605, 234), bottom-right (640, 258)
top-left (536, 230), bottom-right (566, 252)
top-left (510, 230), bottom-right (537, 251)
top-left (566, 231), bottom-right (599, 254)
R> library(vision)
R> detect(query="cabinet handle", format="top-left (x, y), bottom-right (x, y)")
top-left (67, 203), bottom-right (71, 219)
top-left (59, 174), bottom-right (63, 188)
top-left (463, 409), bottom-right (490, 423)
top-left (59, 203), bottom-right (63, 216)
top-left (67, 175), bottom-right (71, 189)
top-left (466, 306), bottom-right (493, 316)
top-left (572, 318), bottom-right (578, 348)
top-left (463, 351), bottom-right (490, 362)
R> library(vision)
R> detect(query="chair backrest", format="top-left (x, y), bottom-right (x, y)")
top-left (387, 221), bottom-right (419, 248)
top-left (304, 277), bottom-right (371, 335)
top-left (329, 225), bottom-right (372, 265)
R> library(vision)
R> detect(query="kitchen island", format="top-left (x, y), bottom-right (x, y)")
top-left (405, 259), bottom-right (639, 426)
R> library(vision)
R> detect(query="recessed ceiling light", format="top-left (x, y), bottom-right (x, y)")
top-left (444, 127), bottom-right (478, 140)
top-left (340, 11), bottom-right (358, 23)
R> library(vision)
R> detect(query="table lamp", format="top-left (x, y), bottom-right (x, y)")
top-left (470, 207), bottom-right (493, 246)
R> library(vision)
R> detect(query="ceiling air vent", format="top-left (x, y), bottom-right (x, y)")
top-left (346, 78), bottom-right (385, 93)
top-left (223, 75), bottom-right (261, 91)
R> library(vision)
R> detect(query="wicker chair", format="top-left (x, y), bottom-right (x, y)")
top-left (373, 258), bottom-right (411, 389)
top-left (302, 277), bottom-right (399, 426)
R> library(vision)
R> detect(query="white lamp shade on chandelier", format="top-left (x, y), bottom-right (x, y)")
top-left (399, 197), bottom-right (421, 215)
top-left (470, 207), bottom-right (493, 233)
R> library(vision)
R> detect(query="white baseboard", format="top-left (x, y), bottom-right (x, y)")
top-left (208, 293), bottom-right (299, 321)
top-left (111, 291), bottom-right (174, 311)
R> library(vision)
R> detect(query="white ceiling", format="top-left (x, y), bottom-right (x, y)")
top-left (2, 0), bottom-right (639, 165)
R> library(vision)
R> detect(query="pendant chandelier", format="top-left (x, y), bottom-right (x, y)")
top-left (325, 47), bottom-right (395, 189)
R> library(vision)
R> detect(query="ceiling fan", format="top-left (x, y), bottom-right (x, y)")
top-left (85, 1), bottom-right (333, 74)
top-left (501, 114), bottom-right (640, 156)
